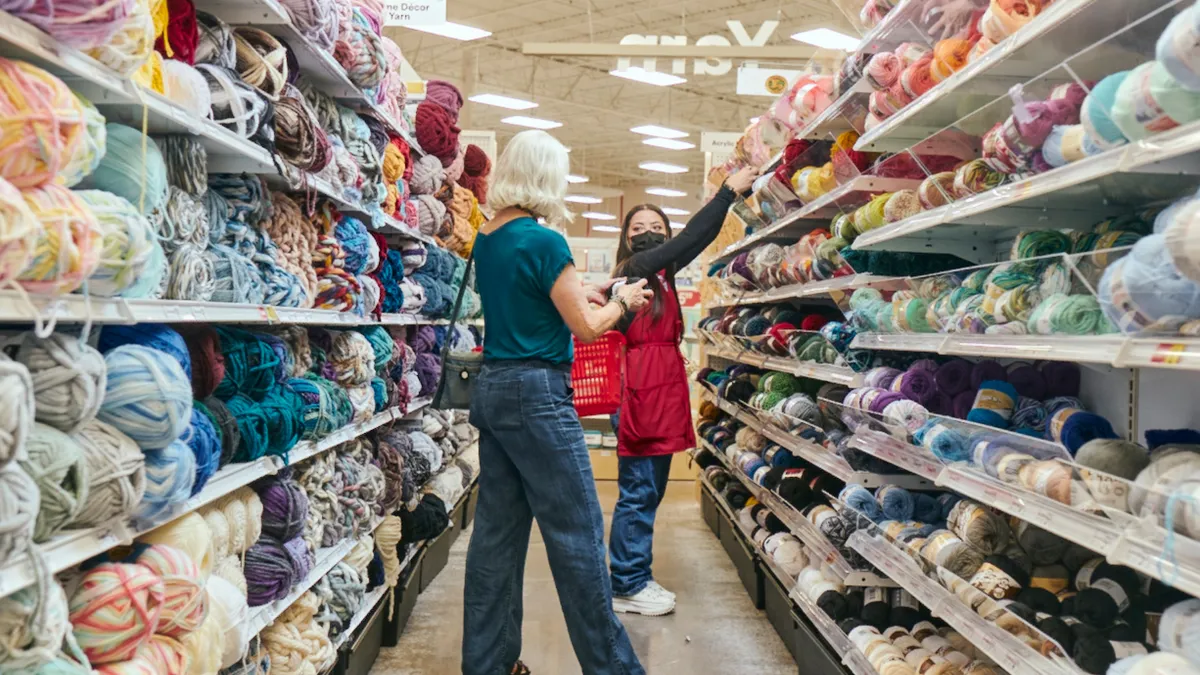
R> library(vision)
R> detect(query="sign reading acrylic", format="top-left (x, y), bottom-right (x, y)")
top-left (617, 20), bottom-right (779, 77)
top-left (700, 132), bottom-right (741, 163)
top-left (384, 0), bottom-right (445, 26)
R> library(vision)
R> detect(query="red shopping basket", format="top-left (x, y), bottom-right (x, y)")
top-left (572, 331), bottom-right (625, 417)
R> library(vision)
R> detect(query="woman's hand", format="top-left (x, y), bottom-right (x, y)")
top-left (616, 279), bottom-right (652, 312)
top-left (584, 278), bottom-right (620, 305)
top-left (724, 166), bottom-right (758, 195)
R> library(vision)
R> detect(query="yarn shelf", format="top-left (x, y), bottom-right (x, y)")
top-left (705, 274), bottom-right (900, 309)
top-left (0, 9), bottom-right (276, 171)
top-left (0, 291), bottom-right (462, 327)
top-left (847, 530), bottom-right (1069, 675)
top-left (849, 120), bottom-right (1200, 259)
top-left (697, 458), bottom-right (883, 675)
top-left (701, 436), bottom-right (896, 588)
top-left (701, 390), bottom-right (930, 489)
top-left (718, 176), bottom-right (923, 261)
top-left (707, 345), bottom-right (863, 386)
top-left (852, 0), bottom-right (1167, 152)
top-left (243, 537), bottom-right (359, 637)
top-left (328, 580), bottom-right (387, 652)
top-left (0, 401), bottom-right (426, 599)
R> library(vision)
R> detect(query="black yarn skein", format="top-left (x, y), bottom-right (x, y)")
top-left (860, 587), bottom-right (890, 629)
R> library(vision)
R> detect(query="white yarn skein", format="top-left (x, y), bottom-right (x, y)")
top-left (205, 575), bottom-right (250, 668)
top-left (0, 464), bottom-right (38, 566)
top-left (0, 354), bottom-right (34, 470)
top-left (217, 492), bottom-right (248, 554)
top-left (162, 60), bottom-right (214, 120)
top-left (212, 554), bottom-right (248, 596)
top-left (0, 571), bottom-right (71, 668)
top-left (243, 487), bottom-right (263, 548)
top-left (10, 333), bottom-right (104, 435)
top-left (166, 242), bottom-right (216, 301)
top-left (374, 515), bottom-right (403, 588)
top-left (202, 507), bottom-right (232, 560)
top-left (70, 418), bottom-right (145, 528)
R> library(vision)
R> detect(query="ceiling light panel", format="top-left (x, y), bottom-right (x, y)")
top-left (670, 221), bottom-right (685, 229)
top-left (660, 206), bottom-right (690, 216)
top-left (645, 187), bottom-right (687, 197)
top-left (639, 161), bottom-right (688, 174)
top-left (609, 67), bottom-right (686, 87)
top-left (642, 138), bottom-right (695, 151)
top-left (405, 22), bottom-right (492, 41)
top-left (582, 212), bottom-right (617, 220)
top-left (790, 28), bottom-right (859, 51)
top-left (630, 125), bottom-right (689, 139)
top-left (592, 224), bottom-right (621, 232)
top-left (468, 93), bottom-right (537, 110)
top-left (566, 175), bottom-right (589, 184)
top-left (502, 115), bottom-right (562, 129)
top-left (565, 195), bottom-right (603, 204)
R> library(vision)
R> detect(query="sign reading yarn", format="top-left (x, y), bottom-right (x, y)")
top-left (617, 20), bottom-right (779, 76)
top-left (383, 0), bottom-right (445, 26)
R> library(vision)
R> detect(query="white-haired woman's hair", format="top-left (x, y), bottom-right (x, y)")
top-left (488, 129), bottom-right (574, 225)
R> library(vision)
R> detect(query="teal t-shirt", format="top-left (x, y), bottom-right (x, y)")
top-left (474, 217), bottom-right (575, 364)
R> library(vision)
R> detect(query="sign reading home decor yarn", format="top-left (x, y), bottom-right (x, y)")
top-left (383, 0), bottom-right (444, 26)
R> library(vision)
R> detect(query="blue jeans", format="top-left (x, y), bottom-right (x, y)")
top-left (609, 454), bottom-right (673, 596)
top-left (464, 361), bottom-right (644, 675)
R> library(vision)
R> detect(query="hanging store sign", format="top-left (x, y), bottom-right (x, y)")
top-left (701, 132), bottom-right (741, 163)
top-left (617, 20), bottom-right (779, 77)
top-left (384, 0), bottom-right (445, 26)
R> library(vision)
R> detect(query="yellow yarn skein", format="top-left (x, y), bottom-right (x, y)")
top-left (0, 59), bottom-right (86, 189)
top-left (89, 0), bottom-right (155, 77)
top-left (0, 177), bottom-right (39, 284)
top-left (18, 184), bottom-right (101, 293)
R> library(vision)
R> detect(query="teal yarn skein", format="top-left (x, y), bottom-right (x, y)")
top-left (78, 124), bottom-right (168, 221)
top-left (224, 394), bottom-right (270, 462)
top-left (259, 386), bottom-right (303, 457)
top-left (1112, 62), bottom-right (1200, 142)
top-left (97, 345), bottom-right (193, 451)
top-left (1082, 71), bottom-right (1129, 149)
top-left (370, 377), bottom-right (387, 413)
top-left (73, 190), bottom-right (157, 298)
top-left (968, 380), bottom-right (1019, 429)
top-left (353, 326), bottom-right (394, 374)
top-left (135, 438), bottom-right (195, 522)
top-left (214, 327), bottom-right (281, 401)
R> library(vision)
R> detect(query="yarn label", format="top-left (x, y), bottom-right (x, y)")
top-left (1109, 642), bottom-right (1148, 659)
top-left (384, 0), bottom-right (445, 25)
top-left (893, 589), bottom-right (919, 610)
top-left (865, 587), bottom-right (886, 604)
top-left (969, 562), bottom-right (1022, 599)
top-left (1092, 578), bottom-right (1130, 612)
top-left (1075, 558), bottom-right (1103, 589)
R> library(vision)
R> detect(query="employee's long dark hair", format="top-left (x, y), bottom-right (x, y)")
top-left (612, 204), bottom-right (675, 324)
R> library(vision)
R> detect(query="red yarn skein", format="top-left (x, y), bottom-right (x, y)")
top-left (178, 325), bottom-right (226, 399)
top-left (460, 144), bottom-right (491, 204)
top-left (800, 315), bottom-right (830, 331)
top-left (415, 101), bottom-right (461, 167)
top-left (156, 0), bottom-right (199, 64)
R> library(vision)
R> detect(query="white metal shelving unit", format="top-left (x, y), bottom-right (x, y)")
top-left (706, 346), bottom-right (863, 386)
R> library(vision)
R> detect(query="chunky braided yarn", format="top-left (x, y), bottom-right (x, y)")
top-left (232, 27), bottom-right (288, 99)
top-left (332, 9), bottom-right (385, 88)
top-left (68, 562), bottom-right (165, 664)
top-left (263, 192), bottom-right (318, 305)
top-left (260, 591), bottom-right (334, 675)
top-left (71, 419), bottom-right (145, 528)
top-left (329, 331), bottom-right (374, 385)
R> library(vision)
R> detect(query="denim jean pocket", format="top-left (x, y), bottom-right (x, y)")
top-left (473, 370), bottom-right (525, 431)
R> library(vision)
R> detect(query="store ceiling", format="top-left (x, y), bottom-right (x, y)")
top-left (384, 0), bottom-right (854, 237)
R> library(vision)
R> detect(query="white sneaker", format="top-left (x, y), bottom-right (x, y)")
top-left (613, 583), bottom-right (676, 616)
top-left (645, 580), bottom-right (676, 601)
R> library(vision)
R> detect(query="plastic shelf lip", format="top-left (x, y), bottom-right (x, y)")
top-left (849, 429), bottom-right (945, 482)
top-left (332, 584), bottom-right (388, 650)
top-left (245, 539), bottom-right (357, 635)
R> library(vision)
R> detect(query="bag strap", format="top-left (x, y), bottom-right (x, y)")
top-left (433, 250), bottom-right (475, 406)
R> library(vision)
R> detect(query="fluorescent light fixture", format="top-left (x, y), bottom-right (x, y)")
top-left (639, 161), bottom-right (688, 174)
top-left (750, 116), bottom-right (760, 124)
top-left (502, 115), bottom-right (562, 130)
top-left (592, 224), bottom-right (621, 233)
top-left (643, 138), bottom-right (696, 151)
top-left (630, 125), bottom-right (689, 139)
top-left (467, 93), bottom-right (537, 110)
top-left (646, 187), bottom-right (687, 197)
top-left (609, 67), bottom-right (686, 87)
top-left (566, 174), bottom-right (589, 184)
top-left (565, 195), bottom-right (603, 204)
top-left (670, 221), bottom-right (685, 229)
top-left (406, 22), bottom-right (492, 41)
top-left (790, 28), bottom-right (859, 52)
top-left (582, 211), bottom-right (617, 221)
top-left (660, 206), bottom-right (690, 216)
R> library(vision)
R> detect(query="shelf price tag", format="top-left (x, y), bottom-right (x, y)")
top-left (1152, 342), bottom-right (1188, 365)
top-left (258, 306), bottom-right (280, 324)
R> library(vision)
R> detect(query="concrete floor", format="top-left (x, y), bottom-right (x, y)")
top-left (373, 481), bottom-right (797, 675)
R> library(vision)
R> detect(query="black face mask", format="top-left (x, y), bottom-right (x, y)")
top-left (630, 231), bottom-right (666, 253)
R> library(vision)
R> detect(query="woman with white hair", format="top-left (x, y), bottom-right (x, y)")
top-left (463, 129), bottom-right (650, 675)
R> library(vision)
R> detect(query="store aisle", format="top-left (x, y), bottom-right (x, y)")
top-left (373, 481), bottom-right (796, 675)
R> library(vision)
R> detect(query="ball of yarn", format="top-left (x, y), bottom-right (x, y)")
top-left (74, 190), bottom-right (157, 297)
top-left (967, 380), bottom-right (1018, 429)
top-left (1048, 408), bottom-right (1118, 454)
top-left (1112, 62), bottom-right (1200, 142)
top-left (11, 332), bottom-right (104, 435)
top-left (98, 345), bottom-right (193, 450)
top-left (80, 124), bottom-right (168, 221)
top-left (205, 575), bottom-right (249, 667)
top-left (0, 59), bottom-right (87, 189)
top-left (18, 183), bottom-right (101, 293)
top-left (132, 544), bottom-right (207, 637)
top-left (69, 562), bottom-right (165, 664)
top-left (0, 464), bottom-right (38, 564)
top-left (256, 478), bottom-right (308, 542)
top-left (19, 423), bottom-right (88, 541)
top-left (0, 574), bottom-right (73, 670)
top-left (183, 407), bottom-right (220, 495)
top-left (1100, 234), bottom-right (1200, 332)
top-left (135, 439), bottom-right (196, 521)
top-left (1082, 71), bottom-right (1129, 149)
top-left (244, 537), bottom-right (295, 606)
top-left (72, 419), bottom-right (145, 528)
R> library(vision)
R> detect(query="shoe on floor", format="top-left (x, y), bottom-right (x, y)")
top-left (613, 583), bottom-right (676, 616)
top-left (645, 580), bottom-right (675, 600)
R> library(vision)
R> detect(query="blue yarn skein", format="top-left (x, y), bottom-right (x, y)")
top-left (98, 324), bottom-right (192, 379)
top-left (1158, 4), bottom-right (1200, 91)
top-left (876, 484), bottom-right (915, 521)
top-left (1098, 234), bottom-right (1200, 333)
top-left (916, 420), bottom-right (970, 462)
top-left (912, 492), bottom-right (941, 523)
top-left (1053, 409), bottom-right (1119, 455)
top-left (371, 377), bottom-right (387, 412)
top-left (1112, 62), bottom-right (1200, 142)
top-left (967, 380), bottom-right (1019, 429)
top-left (937, 493), bottom-right (963, 520)
top-left (379, 251), bottom-right (406, 313)
top-left (840, 484), bottom-right (884, 522)
top-left (1082, 71), bottom-right (1130, 149)
top-left (98, 345), bottom-right (193, 451)
top-left (135, 439), bottom-right (196, 522)
top-left (335, 215), bottom-right (373, 275)
top-left (224, 394), bottom-right (270, 462)
top-left (183, 407), bottom-right (220, 495)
